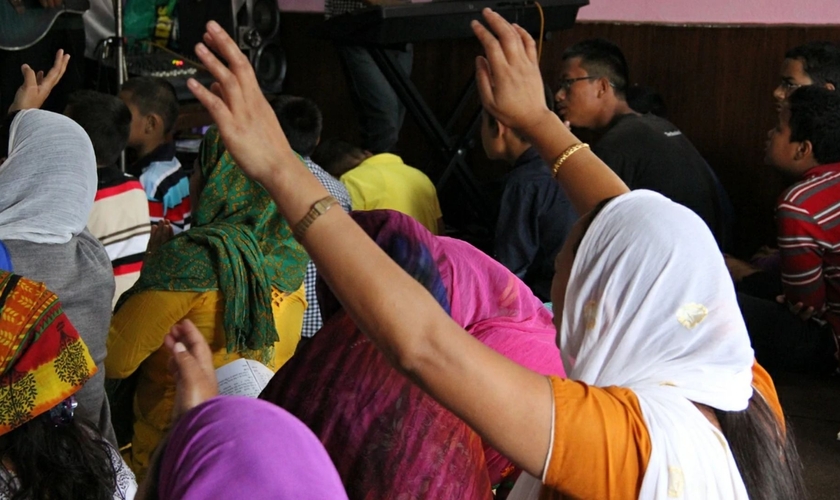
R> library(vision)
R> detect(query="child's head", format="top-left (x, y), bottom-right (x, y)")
top-left (311, 139), bottom-right (371, 178)
top-left (765, 85), bottom-right (840, 176)
top-left (65, 90), bottom-right (132, 168)
top-left (119, 77), bottom-right (179, 156)
top-left (271, 95), bottom-right (323, 157)
top-left (481, 83), bottom-right (554, 163)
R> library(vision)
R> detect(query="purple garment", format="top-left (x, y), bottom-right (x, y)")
top-left (157, 396), bottom-right (348, 500)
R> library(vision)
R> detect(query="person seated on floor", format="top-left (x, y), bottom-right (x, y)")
top-left (0, 106), bottom-right (117, 447)
top-left (554, 39), bottom-right (727, 248)
top-left (481, 91), bottom-right (577, 302)
top-left (119, 77), bottom-right (191, 233)
top-left (106, 126), bottom-right (308, 481)
top-left (312, 138), bottom-right (444, 234)
top-left (773, 41), bottom-right (840, 105)
top-left (135, 319), bottom-right (347, 499)
top-left (731, 87), bottom-right (840, 376)
top-left (262, 209), bottom-right (565, 499)
top-left (0, 272), bottom-right (136, 499)
top-left (272, 95), bottom-right (352, 338)
top-left (186, 13), bottom-right (803, 499)
top-left (729, 41), bottom-right (840, 282)
top-left (65, 90), bottom-right (151, 309)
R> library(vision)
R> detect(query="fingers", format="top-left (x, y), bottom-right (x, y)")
top-left (775, 294), bottom-right (785, 304)
top-left (187, 76), bottom-right (233, 126)
top-left (168, 320), bottom-right (214, 368)
top-left (475, 56), bottom-right (494, 109)
top-left (482, 8), bottom-right (523, 58)
top-left (20, 64), bottom-right (36, 87)
top-left (513, 24), bottom-right (538, 63)
top-left (471, 18), bottom-right (506, 69)
top-left (203, 21), bottom-right (253, 74)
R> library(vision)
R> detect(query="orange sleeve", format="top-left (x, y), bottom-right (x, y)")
top-left (751, 361), bottom-right (785, 431)
top-left (540, 376), bottom-right (652, 500)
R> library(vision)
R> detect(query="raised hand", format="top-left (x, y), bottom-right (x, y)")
top-left (471, 9), bottom-right (551, 135)
top-left (8, 49), bottom-right (70, 113)
top-left (186, 22), bottom-right (296, 187)
top-left (165, 320), bottom-right (219, 419)
top-left (146, 220), bottom-right (174, 257)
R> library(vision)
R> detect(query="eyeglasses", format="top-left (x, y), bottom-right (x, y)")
top-left (778, 80), bottom-right (803, 94)
top-left (557, 76), bottom-right (615, 92)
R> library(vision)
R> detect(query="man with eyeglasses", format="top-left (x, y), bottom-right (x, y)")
top-left (554, 39), bottom-right (727, 249)
top-left (773, 41), bottom-right (840, 106)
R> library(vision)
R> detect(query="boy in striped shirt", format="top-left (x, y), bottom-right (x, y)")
top-left (65, 91), bottom-right (151, 308)
top-left (120, 77), bottom-right (191, 233)
top-left (737, 86), bottom-right (840, 374)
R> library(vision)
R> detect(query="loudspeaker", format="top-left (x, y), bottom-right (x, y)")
top-left (178, 0), bottom-right (286, 93)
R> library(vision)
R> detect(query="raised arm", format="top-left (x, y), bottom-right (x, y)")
top-left (471, 11), bottom-right (628, 215)
top-left (182, 15), bottom-right (576, 479)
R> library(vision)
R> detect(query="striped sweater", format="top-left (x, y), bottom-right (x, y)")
top-left (777, 162), bottom-right (840, 344)
top-left (89, 166), bottom-right (151, 308)
top-left (133, 142), bottom-right (191, 233)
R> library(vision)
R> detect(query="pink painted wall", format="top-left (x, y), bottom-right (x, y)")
top-left (277, 0), bottom-right (840, 25)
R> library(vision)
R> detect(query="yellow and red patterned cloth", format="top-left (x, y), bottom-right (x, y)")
top-left (0, 272), bottom-right (96, 436)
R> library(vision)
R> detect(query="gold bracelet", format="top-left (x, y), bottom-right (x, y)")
top-left (293, 195), bottom-right (339, 241)
top-left (551, 143), bottom-right (590, 177)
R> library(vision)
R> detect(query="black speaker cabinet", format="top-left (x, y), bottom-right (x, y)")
top-left (178, 0), bottom-right (286, 93)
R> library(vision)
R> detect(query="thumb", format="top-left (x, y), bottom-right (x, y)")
top-left (170, 341), bottom-right (203, 384)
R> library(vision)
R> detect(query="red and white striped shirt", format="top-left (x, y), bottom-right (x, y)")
top-left (777, 162), bottom-right (840, 341)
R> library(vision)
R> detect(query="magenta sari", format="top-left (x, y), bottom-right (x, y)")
top-left (261, 210), bottom-right (564, 499)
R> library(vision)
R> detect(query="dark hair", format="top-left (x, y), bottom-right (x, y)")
top-left (715, 393), bottom-right (806, 499)
top-left (120, 77), bottom-right (179, 134)
top-left (311, 138), bottom-right (367, 178)
top-left (66, 90), bottom-right (132, 167)
top-left (0, 413), bottom-right (118, 500)
top-left (562, 39), bottom-right (629, 97)
top-left (787, 85), bottom-right (840, 165)
top-left (271, 95), bottom-right (323, 157)
top-left (785, 41), bottom-right (840, 88)
top-left (626, 84), bottom-right (667, 117)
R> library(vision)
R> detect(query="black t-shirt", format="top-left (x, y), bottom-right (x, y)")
top-left (592, 113), bottom-right (725, 246)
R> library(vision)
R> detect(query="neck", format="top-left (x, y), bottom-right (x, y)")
top-left (503, 141), bottom-right (532, 165)
top-left (589, 98), bottom-right (637, 133)
top-left (137, 137), bottom-right (167, 159)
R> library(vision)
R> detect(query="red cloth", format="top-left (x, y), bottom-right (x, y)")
top-left (261, 210), bottom-right (565, 498)
top-left (777, 162), bottom-right (840, 346)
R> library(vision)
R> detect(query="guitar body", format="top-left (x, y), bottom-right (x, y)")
top-left (0, 0), bottom-right (89, 51)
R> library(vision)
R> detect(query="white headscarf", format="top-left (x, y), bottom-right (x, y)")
top-left (561, 190), bottom-right (753, 498)
top-left (0, 109), bottom-right (97, 244)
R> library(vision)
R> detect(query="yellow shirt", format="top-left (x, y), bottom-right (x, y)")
top-left (340, 153), bottom-right (443, 234)
top-left (106, 286), bottom-right (306, 480)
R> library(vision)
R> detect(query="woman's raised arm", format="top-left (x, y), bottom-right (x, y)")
top-left (182, 15), bottom-right (565, 478)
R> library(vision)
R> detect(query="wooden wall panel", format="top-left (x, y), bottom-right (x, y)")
top-left (278, 13), bottom-right (840, 255)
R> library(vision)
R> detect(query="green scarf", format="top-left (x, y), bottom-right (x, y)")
top-left (117, 127), bottom-right (308, 360)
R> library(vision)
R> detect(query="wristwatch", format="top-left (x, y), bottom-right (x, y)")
top-left (293, 195), bottom-right (340, 241)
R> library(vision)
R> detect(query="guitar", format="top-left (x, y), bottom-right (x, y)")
top-left (0, 0), bottom-right (89, 51)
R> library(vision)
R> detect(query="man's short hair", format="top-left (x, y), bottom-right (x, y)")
top-left (562, 39), bottom-right (629, 98)
top-left (311, 138), bottom-right (366, 177)
top-left (788, 86), bottom-right (840, 165)
top-left (272, 95), bottom-right (323, 157)
top-left (120, 77), bottom-right (179, 134)
top-left (66, 90), bottom-right (132, 167)
top-left (785, 41), bottom-right (840, 89)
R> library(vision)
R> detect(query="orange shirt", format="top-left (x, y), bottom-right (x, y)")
top-left (540, 362), bottom-right (783, 499)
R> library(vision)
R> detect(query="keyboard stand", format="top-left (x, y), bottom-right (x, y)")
top-left (369, 46), bottom-right (493, 224)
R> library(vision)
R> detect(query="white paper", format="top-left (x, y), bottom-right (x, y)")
top-left (215, 358), bottom-right (276, 398)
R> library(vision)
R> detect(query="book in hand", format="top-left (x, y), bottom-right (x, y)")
top-left (215, 358), bottom-right (275, 398)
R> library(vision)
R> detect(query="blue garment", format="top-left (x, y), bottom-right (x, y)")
top-left (494, 147), bottom-right (577, 301)
top-left (0, 241), bottom-right (11, 272)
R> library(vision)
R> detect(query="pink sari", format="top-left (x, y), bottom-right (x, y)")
top-left (261, 210), bottom-right (564, 499)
